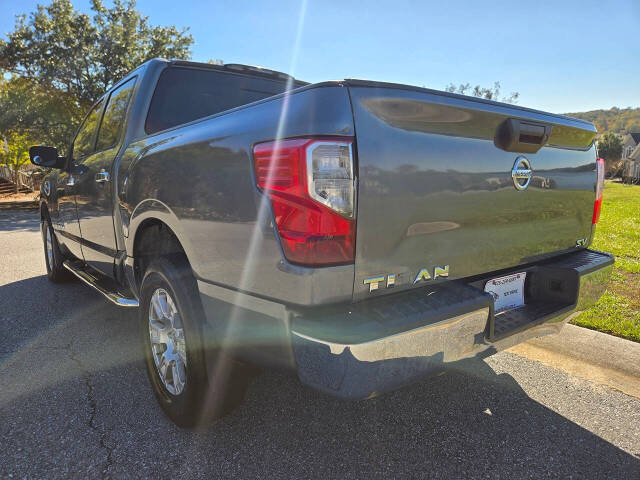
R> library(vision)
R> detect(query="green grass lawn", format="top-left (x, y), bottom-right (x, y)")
top-left (571, 182), bottom-right (640, 342)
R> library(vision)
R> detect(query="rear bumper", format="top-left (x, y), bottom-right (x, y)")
top-left (290, 249), bottom-right (614, 399)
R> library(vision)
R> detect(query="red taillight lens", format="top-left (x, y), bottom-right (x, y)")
top-left (593, 157), bottom-right (605, 224)
top-left (253, 138), bottom-right (356, 266)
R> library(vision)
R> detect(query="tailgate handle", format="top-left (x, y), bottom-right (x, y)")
top-left (494, 118), bottom-right (553, 154)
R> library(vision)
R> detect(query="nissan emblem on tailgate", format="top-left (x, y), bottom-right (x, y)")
top-left (512, 156), bottom-right (532, 191)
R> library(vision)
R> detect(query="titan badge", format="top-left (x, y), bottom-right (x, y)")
top-left (363, 265), bottom-right (449, 293)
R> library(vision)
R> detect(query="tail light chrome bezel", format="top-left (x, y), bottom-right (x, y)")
top-left (305, 140), bottom-right (355, 218)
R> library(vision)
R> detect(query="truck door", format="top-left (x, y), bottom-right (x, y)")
top-left (61, 98), bottom-right (105, 261)
top-left (74, 78), bottom-right (136, 277)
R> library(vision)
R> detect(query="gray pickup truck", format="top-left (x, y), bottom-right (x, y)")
top-left (30, 58), bottom-right (613, 427)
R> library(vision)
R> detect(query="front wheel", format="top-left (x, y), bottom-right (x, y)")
top-left (41, 218), bottom-right (72, 283)
top-left (139, 256), bottom-right (249, 428)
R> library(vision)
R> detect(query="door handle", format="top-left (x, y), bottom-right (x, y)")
top-left (95, 170), bottom-right (110, 183)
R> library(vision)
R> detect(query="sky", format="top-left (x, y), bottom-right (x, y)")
top-left (1, 0), bottom-right (639, 113)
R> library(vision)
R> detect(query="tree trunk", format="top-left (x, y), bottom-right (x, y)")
top-left (13, 164), bottom-right (19, 194)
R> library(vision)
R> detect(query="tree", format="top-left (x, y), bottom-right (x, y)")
top-left (597, 132), bottom-right (623, 169)
top-left (564, 107), bottom-right (640, 135)
top-left (0, 131), bottom-right (32, 193)
top-left (0, 0), bottom-right (194, 154)
top-left (0, 73), bottom-right (82, 151)
top-left (445, 81), bottom-right (520, 104)
top-left (0, 0), bottom-right (194, 106)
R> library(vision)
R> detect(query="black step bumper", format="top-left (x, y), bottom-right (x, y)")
top-left (290, 249), bottom-right (614, 399)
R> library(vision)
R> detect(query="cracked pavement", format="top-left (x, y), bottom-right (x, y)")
top-left (1, 210), bottom-right (639, 479)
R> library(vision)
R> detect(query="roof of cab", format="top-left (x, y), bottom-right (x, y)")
top-left (167, 59), bottom-right (308, 86)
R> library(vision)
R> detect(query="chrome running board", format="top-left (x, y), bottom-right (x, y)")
top-left (63, 260), bottom-right (139, 308)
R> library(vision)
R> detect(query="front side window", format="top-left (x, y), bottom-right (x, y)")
top-left (73, 100), bottom-right (104, 159)
top-left (96, 78), bottom-right (136, 151)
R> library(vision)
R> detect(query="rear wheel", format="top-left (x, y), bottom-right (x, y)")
top-left (139, 256), bottom-right (249, 428)
top-left (41, 217), bottom-right (72, 282)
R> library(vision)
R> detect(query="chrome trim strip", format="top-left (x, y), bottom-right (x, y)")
top-left (292, 308), bottom-right (490, 362)
top-left (63, 260), bottom-right (139, 307)
top-left (305, 140), bottom-right (355, 218)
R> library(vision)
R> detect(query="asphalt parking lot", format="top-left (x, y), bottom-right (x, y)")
top-left (1, 210), bottom-right (639, 479)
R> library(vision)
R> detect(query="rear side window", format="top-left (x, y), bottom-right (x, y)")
top-left (73, 100), bottom-right (103, 159)
top-left (96, 78), bottom-right (136, 151)
top-left (145, 67), bottom-right (290, 134)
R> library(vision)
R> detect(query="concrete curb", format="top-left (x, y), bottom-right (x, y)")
top-left (529, 324), bottom-right (640, 378)
top-left (509, 324), bottom-right (640, 398)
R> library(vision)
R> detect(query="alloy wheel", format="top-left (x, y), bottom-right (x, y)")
top-left (148, 288), bottom-right (188, 395)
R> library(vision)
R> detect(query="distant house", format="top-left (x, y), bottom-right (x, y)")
top-left (622, 143), bottom-right (640, 183)
top-left (621, 133), bottom-right (640, 159)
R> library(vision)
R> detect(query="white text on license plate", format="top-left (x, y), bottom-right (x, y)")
top-left (484, 272), bottom-right (526, 314)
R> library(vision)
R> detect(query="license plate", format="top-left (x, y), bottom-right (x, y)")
top-left (484, 272), bottom-right (526, 314)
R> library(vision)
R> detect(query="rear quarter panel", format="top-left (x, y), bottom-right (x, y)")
top-left (118, 84), bottom-right (356, 306)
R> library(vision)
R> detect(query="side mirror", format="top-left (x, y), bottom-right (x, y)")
top-left (29, 145), bottom-right (66, 169)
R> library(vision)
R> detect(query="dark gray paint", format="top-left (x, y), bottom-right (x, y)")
top-left (41, 58), bottom-right (599, 309)
top-left (348, 85), bottom-right (598, 301)
top-left (73, 146), bottom-right (119, 274)
top-left (51, 169), bottom-right (83, 259)
top-left (34, 58), bottom-right (614, 401)
top-left (72, 78), bottom-right (138, 276)
top-left (117, 76), bottom-right (356, 305)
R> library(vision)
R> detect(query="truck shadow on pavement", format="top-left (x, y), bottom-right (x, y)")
top-left (0, 275), bottom-right (638, 479)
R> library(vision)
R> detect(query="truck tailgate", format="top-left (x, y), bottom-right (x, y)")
top-left (348, 81), bottom-right (598, 301)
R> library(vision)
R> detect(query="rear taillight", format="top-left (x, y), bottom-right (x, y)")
top-left (593, 157), bottom-right (605, 224)
top-left (253, 137), bottom-right (356, 266)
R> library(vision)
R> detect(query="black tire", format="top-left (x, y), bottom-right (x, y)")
top-left (42, 217), bottom-right (72, 283)
top-left (139, 256), bottom-right (249, 428)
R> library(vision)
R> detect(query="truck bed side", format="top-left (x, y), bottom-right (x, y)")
top-left (118, 84), bottom-right (356, 305)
